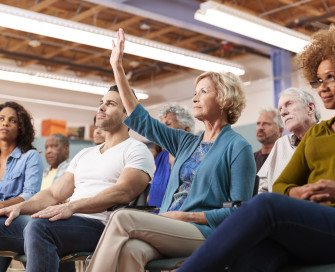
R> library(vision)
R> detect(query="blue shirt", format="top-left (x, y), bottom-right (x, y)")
top-left (148, 150), bottom-right (171, 208)
top-left (169, 142), bottom-right (213, 211)
top-left (0, 147), bottom-right (43, 201)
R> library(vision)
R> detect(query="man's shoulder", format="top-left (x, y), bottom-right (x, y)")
top-left (253, 149), bottom-right (262, 157)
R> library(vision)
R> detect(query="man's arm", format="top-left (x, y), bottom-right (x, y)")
top-left (0, 196), bottom-right (24, 209)
top-left (32, 168), bottom-right (150, 222)
top-left (0, 172), bottom-right (75, 226)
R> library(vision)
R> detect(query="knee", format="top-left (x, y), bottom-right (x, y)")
top-left (23, 218), bottom-right (49, 241)
top-left (110, 209), bottom-right (139, 228)
top-left (247, 192), bottom-right (285, 208)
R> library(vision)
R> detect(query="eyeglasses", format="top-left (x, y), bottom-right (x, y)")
top-left (310, 74), bottom-right (335, 89)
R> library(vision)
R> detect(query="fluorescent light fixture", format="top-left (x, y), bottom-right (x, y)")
top-left (0, 4), bottom-right (245, 75)
top-left (0, 65), bottom-right (149, 100)
top-left (195, 1), bottom-right (310, 53)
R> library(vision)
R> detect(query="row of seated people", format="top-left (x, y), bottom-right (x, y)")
top-left (0, 25), bottom-right (334, 272)
top-left (0, 109), bottom-right (107, 272)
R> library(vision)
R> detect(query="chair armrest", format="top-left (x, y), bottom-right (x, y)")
top-left (107, 205), bottom-right (159, 212)
top-left (222, 201), bottom-right (242, 208)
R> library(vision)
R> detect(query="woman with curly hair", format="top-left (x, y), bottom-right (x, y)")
top-left (0, 101), bottom-right (43, 271)
top-left (85, 28), bottom-right (256, 272)
top-left (177, 26), bottom-right (335, 272)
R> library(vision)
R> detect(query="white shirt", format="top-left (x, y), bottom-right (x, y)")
top-left (67, 137), bottom-right (155, 224)
top-left (258, 134), bottom-right (299, 193)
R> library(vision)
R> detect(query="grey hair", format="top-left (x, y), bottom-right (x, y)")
top-left (158, 104), bottom-right (195, 133)
top-left (259, 106), bottom-right (284, 129)
top-left (279, 87), bottom-right (321, 122)
top-left (50, 133), bottom-right (69, 147)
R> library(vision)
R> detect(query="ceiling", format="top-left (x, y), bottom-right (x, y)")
top-left (0, 0), bottom-right (334, 104)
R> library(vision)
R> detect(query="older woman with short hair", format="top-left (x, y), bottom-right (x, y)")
top-left (86, 28), bottom-right (256, 272)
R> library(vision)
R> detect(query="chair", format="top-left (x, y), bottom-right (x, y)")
top-left (10, 183), bottom-right (152, 272)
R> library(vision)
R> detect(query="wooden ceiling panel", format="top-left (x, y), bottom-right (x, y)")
top-left (0, 0), bottom-right (334, 87)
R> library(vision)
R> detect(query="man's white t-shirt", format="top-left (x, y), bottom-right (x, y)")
top-left (67, 137), bottom-right (155, 225)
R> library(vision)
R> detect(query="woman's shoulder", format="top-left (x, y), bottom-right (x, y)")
top-left (306, 117), bottom-right (335, 136)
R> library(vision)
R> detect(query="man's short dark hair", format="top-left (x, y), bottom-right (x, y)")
top-left (108, 85), bottom-right (138, 100)
top-left (51, 133), bottom-right (69, 147)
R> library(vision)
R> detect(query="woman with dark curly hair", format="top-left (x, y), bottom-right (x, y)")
top-left (177, 26), bottom-right (335, 272)
top-left (0, 101), bottom-right (43, 271)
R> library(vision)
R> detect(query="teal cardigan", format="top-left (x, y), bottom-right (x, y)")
top-left (124, 104), bottom-right (256, 237)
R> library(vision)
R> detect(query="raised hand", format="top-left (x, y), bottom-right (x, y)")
top-left (110, 28), bottom-right (125, 68)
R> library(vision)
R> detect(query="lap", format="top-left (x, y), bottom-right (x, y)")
top-left (24, 215), bottom-right (105, 255)
top-left (0, 215), bottom-right (31, 252)
top-left (111, 209), bottom-right (205, 257)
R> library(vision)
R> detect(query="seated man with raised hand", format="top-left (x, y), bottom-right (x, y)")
top-left (41, 133), bottom-right (70, 190)
top-left (0, 85), bottom-right (155, 272)
top-left (258, 87), bottom-right (320, 193)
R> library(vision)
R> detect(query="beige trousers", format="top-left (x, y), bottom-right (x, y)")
top-left (86, 209), bottom-right (206, 272)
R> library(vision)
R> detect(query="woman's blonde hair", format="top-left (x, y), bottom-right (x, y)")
top-left (295, 25), bottom-right (335, 83)
top-left (194, 71), bottom-right (246, 124)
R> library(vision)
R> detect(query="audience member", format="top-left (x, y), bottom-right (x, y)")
top-left (177, 25), bottom-right (335, 272)
top-left (0, 85), bottom-right (155, 272)
top-left (145, 142), bottom-right (162, 159)
top-left (0, 101), bottom-right (43, 272)
top-left (148, 103), bottom-right (195, 209)
top-left (85, 28), bottom-right (256, 272)
top-left (258, 87), bottom-right (320, 193)
top-left (41, 133), bottom-right (70, 191)
top-left (254, 107), bottom-right (283, 171)
top-left (92, 115), bottom-right (105, 145)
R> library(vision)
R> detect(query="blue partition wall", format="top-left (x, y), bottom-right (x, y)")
top-left (33, 137), bottom-right (94, 168)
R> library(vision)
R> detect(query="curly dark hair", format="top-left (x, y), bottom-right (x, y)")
top-left (0, 101), bottom-right (36, 153)
top-left (295, 25), bottom-right (335, 83)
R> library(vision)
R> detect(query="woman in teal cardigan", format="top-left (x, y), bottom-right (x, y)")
top-left (86, 28), bottom-right (256, 272)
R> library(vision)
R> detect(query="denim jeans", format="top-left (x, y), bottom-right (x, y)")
top-left (23, 215), bottom-right (105, 272)
top-left (0, 215), bottom-right (30, 272)
top-left (178, 193), bottom-right (335, 272)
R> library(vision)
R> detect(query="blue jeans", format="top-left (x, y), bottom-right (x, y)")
top-left (178, 193), bottom-right (335, 272)
top-left (23, 215), bottom-right (105, 272)
top-left (0, 215), bottom-right (30, 272)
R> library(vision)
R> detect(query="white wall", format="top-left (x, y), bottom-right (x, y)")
top-left (1, 54), bottom-right (334, 143)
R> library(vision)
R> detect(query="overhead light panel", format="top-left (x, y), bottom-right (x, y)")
top-left (0, 65), bottom-right (149, 100)
top-left (195, 1), bottom-right (310, 53)
top-left (0, 4), bottom-right (245, 75)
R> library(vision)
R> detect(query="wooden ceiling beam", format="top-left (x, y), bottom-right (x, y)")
top-left (143, 26), bottom-right (177, 39)
top-left (30, 0), bottom-right (59, 12)
top-left (107, 16), bottom-right (143, 30)
top-left (173, 34), bottom-right (206, 47)
top-left (71, 5), bottom-right (106, 22)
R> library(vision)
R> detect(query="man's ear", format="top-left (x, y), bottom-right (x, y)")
top-left (184, 127), bottom-right (190, 132)
top-left (308, 102), bottom-right (316, 115)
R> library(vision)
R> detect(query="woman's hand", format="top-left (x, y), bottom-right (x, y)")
top-left (160, 211), bottom-right (208, 225)
top-left (289, 179), bottom-right (335, 204)
top-left (110, 28), bottom-right (125, 68)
